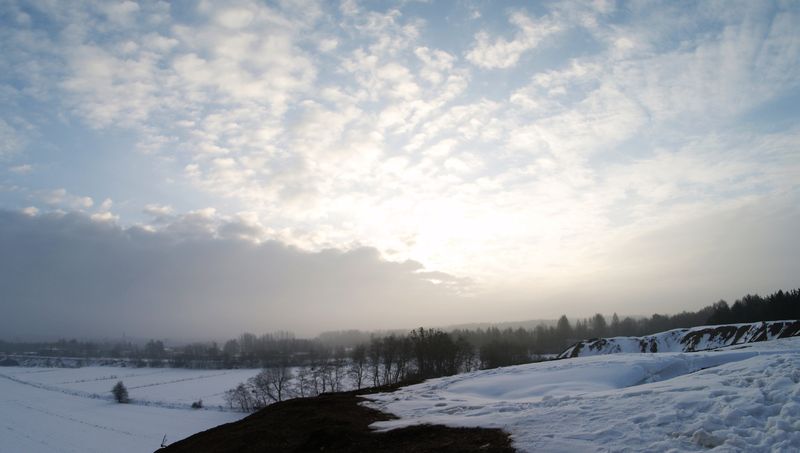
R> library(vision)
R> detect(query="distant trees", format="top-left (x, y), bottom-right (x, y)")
top-left (112, 381), bottom-right (129, 403)
top-left (3, 289), bottom-right (797, 380)
top-left (479, 340), bottom-right (529, 369)
top-left (590, 314), bottom-right (607, 337)
top-left (706, 290), bottom-right (800, 325)
top-left (556, 315), bottom-right (572, 339)
top-left (144, 340), bottom-right (165, 357)
top-left (439, 289), bottom-right (798, 361)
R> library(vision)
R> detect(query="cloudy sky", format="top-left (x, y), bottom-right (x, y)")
top-left (1, 0), bottom-right (798, 339)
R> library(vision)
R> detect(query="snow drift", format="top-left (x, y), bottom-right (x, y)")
top-left (366, 334), bottom-right (800, 452)
top-left (558, 319), bottom-right (800, 359)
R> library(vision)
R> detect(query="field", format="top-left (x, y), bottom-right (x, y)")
top-left (4, 332), bottom-right (800, 452)
top-left (0, 366), bottom-right (260, 452)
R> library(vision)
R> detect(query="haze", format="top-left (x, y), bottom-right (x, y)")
top-left (1, 1), bottom-right (798, 339)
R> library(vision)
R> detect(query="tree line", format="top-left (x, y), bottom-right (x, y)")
top-left (3, 289), bottom-right (797, 374)
top-left (224, 327), bottom-right (478, 411)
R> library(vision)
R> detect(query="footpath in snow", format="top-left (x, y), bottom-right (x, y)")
top-left (366, 335), bottom-right (800, 452)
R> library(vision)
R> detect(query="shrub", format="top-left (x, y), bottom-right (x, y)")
top-left (191, 399), bottom-right (203, 409)
top-left (112, 381), bottom-right (129, 403)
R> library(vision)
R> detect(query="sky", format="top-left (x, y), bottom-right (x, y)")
top-left (1, 0), bottom-right (799, 340)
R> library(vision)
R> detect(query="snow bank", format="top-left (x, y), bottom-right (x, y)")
top-left (558, 319), bottom-right (800, 358)
top-left (366, 337), bottom-right (800, 452)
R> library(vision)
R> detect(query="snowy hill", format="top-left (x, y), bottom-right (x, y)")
top-left (558, 320), bottom-right (800, 359)
top-left (366, 336), bottom-right (800, 452)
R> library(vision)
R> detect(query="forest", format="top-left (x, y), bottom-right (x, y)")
top-left (2, 289), bottom-right (798, 376)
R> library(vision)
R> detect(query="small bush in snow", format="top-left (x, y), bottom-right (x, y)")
top-left (112, 381), bottom-right (129, 403)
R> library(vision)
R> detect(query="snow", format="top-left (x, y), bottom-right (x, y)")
top-left (0, 366), bottom-right (262, 408)
top-left (558, 320), bottom-right (800, 358)
top-left (0, 366), bottom-right (259, 452)
top-left (365, 337), bottom-right (800, 452)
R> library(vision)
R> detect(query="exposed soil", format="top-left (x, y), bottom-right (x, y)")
top-left (161, 384), bottom-right (515, 453)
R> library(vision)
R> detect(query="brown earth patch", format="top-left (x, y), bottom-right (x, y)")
top-left (160, 384), bottom-right (515, 453)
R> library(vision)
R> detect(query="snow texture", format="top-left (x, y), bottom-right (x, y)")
top-left (559, 320), bottom-right (800, 358)
top-left (0, 366), bottom-right (257, 452)
top-left (366, 336), bottom-right (800, 452)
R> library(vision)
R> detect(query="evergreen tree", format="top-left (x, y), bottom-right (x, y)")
top-left (112, 381), bottom-right (129, 403)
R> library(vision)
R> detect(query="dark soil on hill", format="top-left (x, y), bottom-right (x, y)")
top-left (161, 384), bottom-right (515, 453)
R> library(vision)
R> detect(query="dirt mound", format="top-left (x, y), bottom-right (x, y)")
top-left (160, 385), bottom-right (515, 453)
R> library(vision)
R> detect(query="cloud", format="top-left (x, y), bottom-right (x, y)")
top-left (143, 203), bottom-right (173, 217)
top-left (0, 119), bottom-right (27, 158)
top-left (90, 211), bottom-right (118, 222)
top-left (318, 37), bottom-right (338, 52)
top-left (8, 164), bottom-right (33, 174)
top-left (0, 210), bottom-right (467, 339)
top-left (99, 198), bottom-right (113, 211)
top-left (465, 11), bottom-right (562, 69)
top-left (90, 198), bottom-right (117, 222)
top-left (39, 188), bottom-right (94, 210)
top-left (1, 0), bottom-right (798, 301)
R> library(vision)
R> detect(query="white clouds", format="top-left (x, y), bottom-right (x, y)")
top-left (215, 7), bottom-right (255, 29)
top-left (61, 44), bottom-right (163, 128)
top-left (2, 0), bottom-right (798, 307)
top-left (90, 211), bottom-right (118, 223)
top-left (39, 188), bottom-right (94, 210)
top-left (466, 11), bottom-right (562, 69)
top-left (0, 119), bottom-right (26, 158)
top-left (99, 0), bottom-right (140, 26)
top-left (318, 38), bottom-right (339, 52)
top-left (414, 47), bottom-right (455, 85)
top-left (90, 198), bottom-right (117, 223)
top-left (99, 198), bottom-right (113, 211)
top-left (143, 203), bottom-right (174, 217)
top-left (9, 164), bottom-right (33, 174)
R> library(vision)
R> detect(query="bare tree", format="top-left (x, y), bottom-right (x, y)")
top-left (250, 365), bottom-right (293, 404)
top-left (348, 344), bottom-right (368, 390)
top-left (224, 383), bottom-right (256, 412)
top-left (265, 365), bottom-right (292, 402)
top-left (292, 366), bottom-right (317, 398)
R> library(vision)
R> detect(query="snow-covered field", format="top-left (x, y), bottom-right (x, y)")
top-left (366, 337), bottom-right (800, 452)
top-left (0, 366), bottom-right (260, 452)
top-left (5, 331), bottom-right (800, 452)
